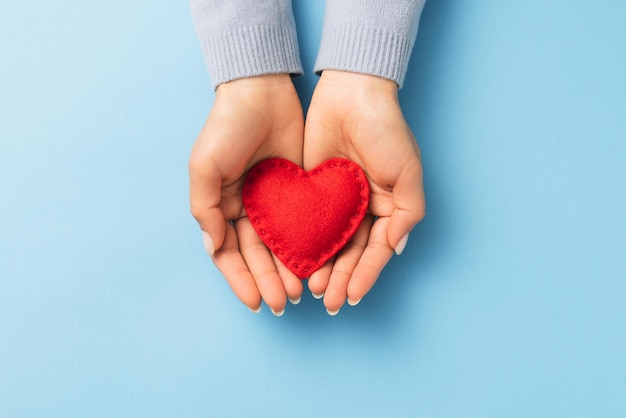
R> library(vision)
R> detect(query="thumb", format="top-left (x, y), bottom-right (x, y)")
top-left (189, 158), bottom-right (226, 255)
top-left (387, 164), bottom-right (426, 255)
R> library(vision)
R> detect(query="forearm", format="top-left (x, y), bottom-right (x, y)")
top-left (314, 0), bottom-right (427, 88)
top-left (191, 0), bottom-right (303, 89)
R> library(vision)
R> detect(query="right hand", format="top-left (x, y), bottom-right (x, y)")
top-left (188, 74), bottom-right (304, 315)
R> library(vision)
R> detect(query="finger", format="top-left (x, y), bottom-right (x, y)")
top-left (387, 161), bottom-right (426, 251)
top-left (323, 215), bottom-right (373, 314)
top-left (347, 217), bottom-right (395, 304)
top-left (272, 254), bottom-right (304, 305)
top-left (211, 222), bottom-right (262, 312)
top-left (189, 154), bottom-right (227, 254)
top-left (236, 218), bottom-right (287, 316)
top-left (307, 259), bottom-right (333, 300)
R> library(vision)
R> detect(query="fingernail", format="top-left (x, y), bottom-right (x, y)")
top-left (326, 308), bottom-right (340, 316)
top-left (271, 307), bottom-right (285, 317)
top-left (289, 296), bottom-right (302, 305)
top-left (347, 298), bottom-right (362, 307)
top-left (312, 292), bottom-right (324, 300)
top-left (250, 305), bottom-right (262, 314)
top-left (202, 231), bottom-right (215, 256)
top-left (395, 233), bottom-right (409, 256)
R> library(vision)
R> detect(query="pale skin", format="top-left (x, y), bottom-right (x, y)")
top-left (189, 70), bottom-right (425, 315)
top-left (189, 74), bottom-right (304, 315)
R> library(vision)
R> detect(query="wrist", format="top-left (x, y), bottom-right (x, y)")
top-left (319, 70), bottom-right (398, 95)
top-left (313, 70), bottom-right (401, 118)
top-left (214, 74), bottom-right (299, 112)
top-left (216, 74), bottom-right (295, 96)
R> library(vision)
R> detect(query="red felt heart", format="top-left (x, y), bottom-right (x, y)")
top-left (243, 158), bottom-right (370, 279)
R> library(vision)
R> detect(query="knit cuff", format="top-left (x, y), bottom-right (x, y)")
top-left (314, 24), bottom-right (414, 88)
top-left (197, 25), bottom-right (303, 90)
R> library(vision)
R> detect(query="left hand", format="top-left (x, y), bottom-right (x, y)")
top-left (303, 70), bottom-right (426, 314)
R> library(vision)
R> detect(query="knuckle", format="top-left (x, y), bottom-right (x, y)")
top-left (189, 203), bottom-right (205, 222)
top-left (412, 208), bottom-right (426, 223)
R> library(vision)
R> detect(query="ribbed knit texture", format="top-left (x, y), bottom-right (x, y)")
top-left (191, 0), bottom-right (303, 89)
top-left (314, 0), bottom-right (427, 88)
top-left (190, 0), bottom-right (426, 89)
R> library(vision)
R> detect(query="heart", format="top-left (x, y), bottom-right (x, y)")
top-left (242, 158), bottom-right (370, 279)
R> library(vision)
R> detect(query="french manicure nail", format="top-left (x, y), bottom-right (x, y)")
top-left (312, 292), bottom-right (324, 300)
top-left (271, 307), bottom-right (285, 317)
top-left (289, 296), bottom-right (302, 305)
top-left (250, 305), bottom-right (262, 314)
top-left (202, 231), bottom-right (215, 256)
top-left (395, 233), bottom-right (409, 256)
top-left (347, 298), bottom-right (362, 307)
top-left (326, 308), bottom-right (340, 316)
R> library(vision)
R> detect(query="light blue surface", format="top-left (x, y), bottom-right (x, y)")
top-left (1, 1), bottom-right (625, 417)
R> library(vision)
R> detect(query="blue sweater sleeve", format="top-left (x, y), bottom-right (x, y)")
top-left (314, 0), bottom-right (427, 88)
top-left (190, 0), bottom-right (303, 89)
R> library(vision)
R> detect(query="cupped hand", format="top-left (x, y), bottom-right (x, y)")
top-left (303, 70), bottom-right (426, 314)
top-left (189, 74), bottom-right (304, 315)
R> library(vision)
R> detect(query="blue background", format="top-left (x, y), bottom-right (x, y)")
top-left (1, 1), bottom-right (625, 417)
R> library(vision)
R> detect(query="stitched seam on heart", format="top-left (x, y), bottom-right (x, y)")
top-left (245, 160), bottom-right (369, 277)
top-left (243, 158), bottom-right (369, 278)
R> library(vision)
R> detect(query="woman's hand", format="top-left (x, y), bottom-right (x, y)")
top-left (189, 74), bottom-right (305, 315)
top-left (303, 70), bottom-right (426, 314)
